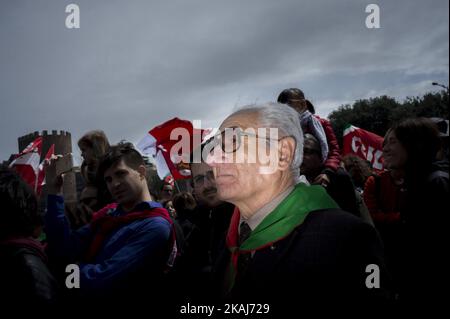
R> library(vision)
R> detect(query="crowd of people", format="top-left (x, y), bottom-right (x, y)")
top-left (0, 88), bottom-right (448, 315)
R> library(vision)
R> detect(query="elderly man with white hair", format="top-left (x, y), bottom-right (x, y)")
top-left (207, 103), bottom-right (390, 313)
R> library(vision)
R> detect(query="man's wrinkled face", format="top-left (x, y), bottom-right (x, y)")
top-left (104, 160), bottom-right (144, 209)
top-left (191, 162), bottom-right (222, 208)
top-left (206, 113), bottom-right (281, 204)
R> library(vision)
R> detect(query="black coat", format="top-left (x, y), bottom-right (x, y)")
top-left (0, 243), bottom-right (59, 311)
top-left (171, 202), bottom-right (234, 302)
top-left (215, 208), bottom-right (393, 315)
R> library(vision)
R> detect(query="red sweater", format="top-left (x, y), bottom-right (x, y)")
top-left (363, 171), bottom-right (405, 223)
top-left (315, 116), bottom-right (341, 171)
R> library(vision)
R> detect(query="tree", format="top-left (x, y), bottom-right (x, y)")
top-left (328, 91), bottom-right (448, 147)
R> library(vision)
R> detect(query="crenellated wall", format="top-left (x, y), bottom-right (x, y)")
top-left (19, 130), bottom-right (72, 162)
top-left (18, 130), bottom-right (77, 213)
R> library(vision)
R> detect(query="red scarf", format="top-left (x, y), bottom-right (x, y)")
top-left (0, 237), bottom-right (48, 263)
top-left (225, 207), bottom-right (286, 271)
top-left (85, 203), bottom-right (174, 263)
top-left (226, 207), bottom-right (246, 269)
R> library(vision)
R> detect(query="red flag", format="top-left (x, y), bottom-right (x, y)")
top-left (164, 175), bottom-right (175, 187)
top-left (137, 118), bottom-right (208, 180)
top-left (9, 137), bottom-right (43, 191)
top-left (342, 125), bottom-right (384, 171)
top-left (19, 137), bottom-right (43, 155)
top-left (36, 144), bottom-right (55, 196)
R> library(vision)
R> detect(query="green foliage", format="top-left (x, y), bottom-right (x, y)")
top-left (328, 91), bottom-right (449, 147)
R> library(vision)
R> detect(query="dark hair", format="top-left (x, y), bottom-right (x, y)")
top-left (172, 192), bottom-right (197, 219)
top-left (389, 118), bottom-right (441, 201)
top-left (391, 118), bottom-right (441, 174)
top-left (97, 142), bottom-right (144, 179)
top-left (0, 167), bottom-right (40, 239)
top-left (277, 88), bottom-right (305, 104)
top-left (277, 88), bottom-right (316, 114)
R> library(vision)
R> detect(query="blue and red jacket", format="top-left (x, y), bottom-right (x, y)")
top-left (45, 195), bottom-right (173, 294)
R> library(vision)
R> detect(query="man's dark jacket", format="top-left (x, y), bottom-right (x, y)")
top-left (215, 208), bottom-right (392, 315)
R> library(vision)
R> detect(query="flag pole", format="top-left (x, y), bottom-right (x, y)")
top-left (34, 171), bottom-right (39, 193)
top-left (34, 150), bottom-right (39, 193)
top-left (174, 179), bottom-right (181, 193)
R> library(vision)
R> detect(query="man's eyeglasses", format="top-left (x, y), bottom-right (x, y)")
top-left (193, 170), bottom-right (215, 186)
top-left (206, 127), bottom-right (281, 154)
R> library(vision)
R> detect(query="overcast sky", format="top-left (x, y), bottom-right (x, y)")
top-left (1, 0), bottom-right (448, 164)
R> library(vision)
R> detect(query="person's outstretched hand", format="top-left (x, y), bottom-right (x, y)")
top-left (45, 154), bottom-right (64, 195)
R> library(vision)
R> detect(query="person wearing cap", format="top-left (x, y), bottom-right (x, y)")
top-left (277, 88), bottom-right (341, 188)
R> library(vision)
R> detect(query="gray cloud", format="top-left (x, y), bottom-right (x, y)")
top-left (1, 0), bottom-right (448, 163)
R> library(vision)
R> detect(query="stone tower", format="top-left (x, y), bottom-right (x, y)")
top-left (18, 130), bottom-right (77, 211)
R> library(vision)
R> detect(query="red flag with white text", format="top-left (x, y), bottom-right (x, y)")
top-left (342, 125), bottom-right (384, 171)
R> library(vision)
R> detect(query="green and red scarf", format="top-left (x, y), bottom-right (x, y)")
top-left (224, 183), bottom-right (338, 294)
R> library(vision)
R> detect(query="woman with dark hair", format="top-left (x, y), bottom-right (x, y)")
top-left (76, 130), bottom-right (112, 226)
top-left (277, 88), bottom-right (341, 187)
top-left (383, 117), bottom-right (448, 306)
top-left (383, 117), bottom-right (447, 218)
top-left (0, 167), bottom-right (58, 308)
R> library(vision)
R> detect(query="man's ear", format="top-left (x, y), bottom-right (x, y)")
top-left (137, 164), bottom-right (147, 180)
top-left (278, 137), bottom-right (295, 171)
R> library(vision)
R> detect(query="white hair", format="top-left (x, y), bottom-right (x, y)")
top-left (231, 102), bottom-right (304, 181)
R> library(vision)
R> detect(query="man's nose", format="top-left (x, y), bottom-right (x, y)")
top-left (206, 147), bottom-right (223, 167)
